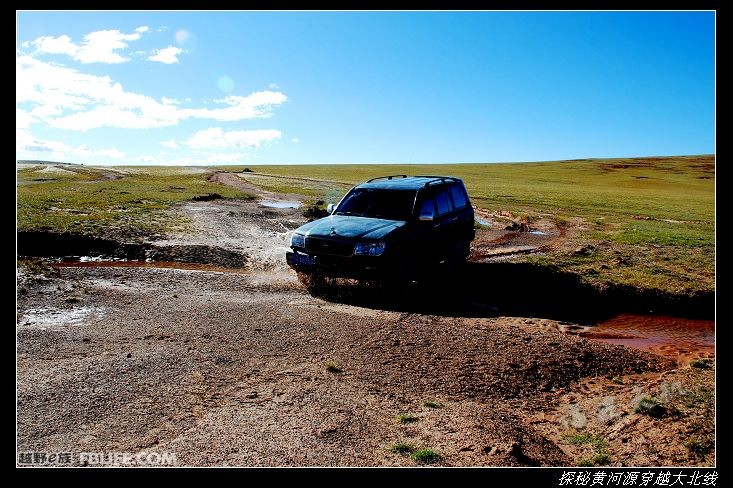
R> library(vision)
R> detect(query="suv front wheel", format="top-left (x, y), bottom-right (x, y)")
top-left (296, 270), bottom-right (326, 292)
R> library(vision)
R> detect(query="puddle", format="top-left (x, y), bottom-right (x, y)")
top-left (580, 314), bottom-right (715, 364)
top-left (54, 260), bottom-right (248, 274)
top-left (529, 230), bottom-right (546, 235)
top-left (18, 306), bottom-right (105, 329)
top-left (475, 218), bottom-right (492, 227)
top-left (77, 256), bottom-right (127, 263)
top-left (259, 200), bottom-right (301, 209)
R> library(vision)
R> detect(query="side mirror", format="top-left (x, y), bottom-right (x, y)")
top-left (419, 210), bottom-right (435, 222)
top-left (327, 203), bottom-right (335, 214)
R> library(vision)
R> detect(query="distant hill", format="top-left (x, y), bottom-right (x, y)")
top-left (17, 160), bottom-right (81, 166)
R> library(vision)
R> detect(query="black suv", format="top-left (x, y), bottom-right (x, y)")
top-left (286, 175), bottom-right (474, 282)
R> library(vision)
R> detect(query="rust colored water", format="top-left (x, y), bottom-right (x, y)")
top-left (585, 314), bottom-right (714, 364)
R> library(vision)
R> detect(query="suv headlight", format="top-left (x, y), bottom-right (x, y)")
top-left (291, 233), bottom-right (306, 248)
top-left (354, 241), bottom-right (386, 256)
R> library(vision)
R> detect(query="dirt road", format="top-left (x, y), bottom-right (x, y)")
top-left (16, 186), bottom-right (714, 467)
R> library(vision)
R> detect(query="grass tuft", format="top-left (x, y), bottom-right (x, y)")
top-left (634, 396), bottom-right (666, 417)
top-left (397, 413), bottom-right (419, 424)
top-left (690, 358), bottom-right (714, 369)
top-left (411, 449), bottom-right (441, 464)
top-left (684, 436), bottom-right (713, 455)
top-left (565, 431), bottom-right (611, 466)
top-left (564, 432), bottom-right (608, 452)
top-left (324, 360), bottom-right (341, 373)
top-left (390, 442), bottom-right (416, 455)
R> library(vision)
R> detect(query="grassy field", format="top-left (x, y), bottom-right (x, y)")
top-left (17, 156), bottom-right (714, 296)
top-left (16, 164), bottom-right (252, 239)
top-left (230, 156), bottom-right (715, 296)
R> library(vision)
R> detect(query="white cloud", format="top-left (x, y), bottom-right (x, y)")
top-left (184, 92), bottom-right (288, 122)
top-left (75, 29), bottom-right (143, 63)
top-left (161, 139), bottom-right (178, 148)
top-left (16, 56), bottom-right (288, 131)
top-left (28, 26), bottom-right (149, 64)
top-left (161, 97), bottom-right (180, 105)
top-left (148, 46), bottom-right (183, 64)
top-left (16, 109), bottom-right (35, 129)
top-left (291, 138), bottom-right (300, 143)
top-left (16, 129), bottom-right (125, 161)
top-left (183, 128), bottom-right (281, 149)
top-left (30, 34), bottom-right (77, 56)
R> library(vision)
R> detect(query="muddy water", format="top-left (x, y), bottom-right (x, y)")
top-left (53, 260), bottom-right (248, 274)
top-left (259, 200), bottom-right (301, 209)
top-left (475, 217), bottom-right (492, 227)
top-left (19, 306), bottom-right (105, 329)
top-left (584, 314), bottom-right (715, 364)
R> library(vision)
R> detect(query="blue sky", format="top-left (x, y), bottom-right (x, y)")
top-left (17, 11), bottom-right (715, 165)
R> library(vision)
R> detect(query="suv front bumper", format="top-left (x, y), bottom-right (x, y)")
top-left (286, 250), bottom-right (393, 279)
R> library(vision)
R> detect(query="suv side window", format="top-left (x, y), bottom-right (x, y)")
top-left (435, 189), bottom-right (453, 215)
top-left (419, 198), bottom-right (436, 219)
top-left (449, 184), bottom-right (468, 208)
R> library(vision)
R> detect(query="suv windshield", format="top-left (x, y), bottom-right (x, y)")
top-left (335, 188), bottom-right (416, 221)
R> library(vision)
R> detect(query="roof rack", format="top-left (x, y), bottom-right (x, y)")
top-left (366, 175), bottom-right (408, 182)
top-left (414, 175), bottom-right (460, 187)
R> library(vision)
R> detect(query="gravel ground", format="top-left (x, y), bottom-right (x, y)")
top-left (17, 195), bottom-right (711, 467)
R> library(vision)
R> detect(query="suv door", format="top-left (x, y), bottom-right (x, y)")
top-left (433, 187), bottom-right (457, 259)
top-left (447, 183), bottom-right (474, 242)
top-left (411, 194), bottom-right (441, 262)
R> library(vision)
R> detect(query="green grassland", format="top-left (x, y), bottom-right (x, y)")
top-left (17, 164), bottom-right (252, 239)
top-left (232, 155), bottom-right (715, 295)
top-left (17, 156), bottom-right (714, 296)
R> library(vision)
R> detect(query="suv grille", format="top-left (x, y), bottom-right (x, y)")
top-left (305, 237), bottom-right (354, 257)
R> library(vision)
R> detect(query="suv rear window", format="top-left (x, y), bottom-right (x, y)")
top-left (449, 184), bottom-right (468, 208)
top-left (435, 189), bottom-right (453, 215)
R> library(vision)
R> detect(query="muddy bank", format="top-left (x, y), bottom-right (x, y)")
top-left (310, 262), bottom-right (714, 323)
top-left (17, 231), bottom-right (247, 269)
top-left (461, 262), bottom-right (714, 321)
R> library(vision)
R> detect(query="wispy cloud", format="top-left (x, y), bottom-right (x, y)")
top-left (28, 26), bottom-right (150, 64)
top-left (148, 46), bottom-right (183, 64)
top-left (183, 128), bottom-right (281, 149)
top-left (184, 93), bottom-right (288, 122)
top-left (161, 139), bottom-right (178, 148)
top-left (16, 56), bottom-right (289, 131)
top-left (16, 129), bottom-right (125, 160)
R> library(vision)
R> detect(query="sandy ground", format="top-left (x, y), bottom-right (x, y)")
top-left (16, 178), bottom-right (715, 467)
